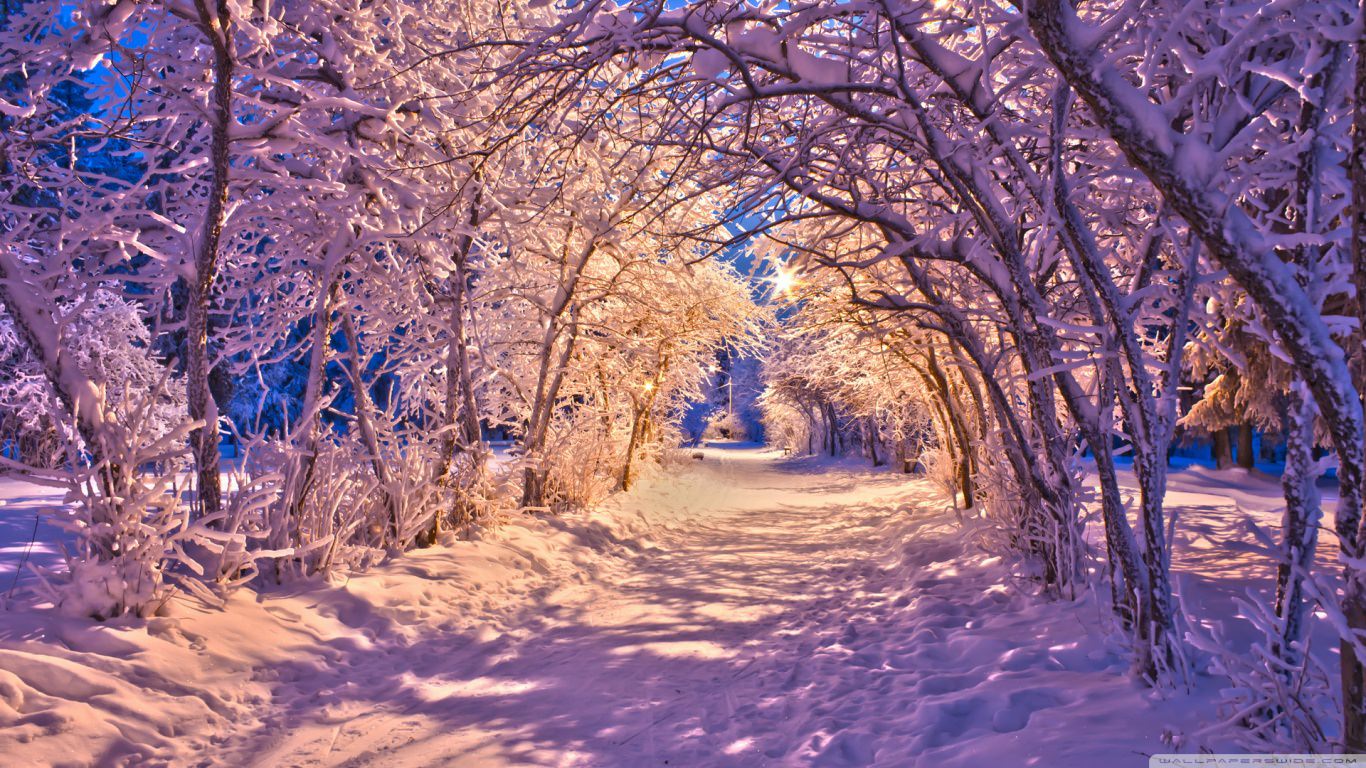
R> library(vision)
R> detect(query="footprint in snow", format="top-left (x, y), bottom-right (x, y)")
top-left (990, 688), bottom-right (1067, 733)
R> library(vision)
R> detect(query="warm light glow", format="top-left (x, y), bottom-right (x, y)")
top-left (642, 380), bottom-right (655, 392)
top-left (770, 263), bottom-right (798, 296)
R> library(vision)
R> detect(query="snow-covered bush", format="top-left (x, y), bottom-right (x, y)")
top-left (757, 394), bottom-right (815, 456)
top-left (702, 410), bottom-right (750, 442)
top-left (539, 410), bottom-right (625, 510)
top-left (1185, 581), bottom-right (1337, 753)
top-left (0, 312), bottom-right (60, 467)
top-left (0, 293), bottom-right (209, 618)
top-left (36, 384), bottom-right (195, 619)
top-left (918, 439), bottom-right (962, 502)
top-left (0, 293), bottom-right (184, 468)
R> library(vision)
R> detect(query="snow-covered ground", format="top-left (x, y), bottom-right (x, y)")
top-left (0, 477), bottom-right (67, 593)
top-left (0, 444), bottom-right (1335, 766)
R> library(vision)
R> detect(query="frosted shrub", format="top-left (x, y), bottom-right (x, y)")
top-left (702, 410), bottom-right (750, 441)
top-left (541, 411), bottom-right (625, 509)
top-left (385, 438), bottom-right (447, 546)
top-left (47, 399), bottom-right (283, 616)
top-left (757, 395), bottom-right (814, 456)
top-left (919, 442), bottom-right (962, 503)
top-left (1185, 587), bottom-right (1335, 752)
top-left (44, 399), bottom-right (194, 619)
top-left (0, 294), bottom-right (211, 619)
top-left (0, 293), bottom-right (185, 468)
top-left (959, 434), bottom-right (1029, 551)
top-left (444, 449), bottom-right (500, 532)
top-left (0, 313), bottom-right (63, 468)
top-left (255, 432), bottom-right (383, 579)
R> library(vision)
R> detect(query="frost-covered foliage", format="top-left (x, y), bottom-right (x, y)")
top-left (0, 293), bottom-right (183, 467)
top-left (0, 309), bottom-right (57, 467)
top-left (702, 410), bottom-right (750, 442)
top-left (0, 292), bottom-right (199, 619)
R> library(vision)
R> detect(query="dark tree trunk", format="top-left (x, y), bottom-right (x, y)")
top-left (1237, 422), bottom-right (1255, 470)
top-left (825, 402), bottom-right (840, 457)
top-left (422, 200), bottom-right (486, 545)
top-left (1212, 428), bottom-right (1234, 470)
top-left (866, 417), bottom-right (883, 467)
top-left (187, 0), bottom-right (235, 521)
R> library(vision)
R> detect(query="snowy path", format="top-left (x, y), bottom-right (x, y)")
top-left (245, 446), bottom-right (921, 766)
top-left (1, 445), bottom-right (1188, 767)
top-left (227, 445), bottom-right (1166, 768)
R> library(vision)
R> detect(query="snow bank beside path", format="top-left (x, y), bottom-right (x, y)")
top-left (0, 468), bottom-right (659, 767)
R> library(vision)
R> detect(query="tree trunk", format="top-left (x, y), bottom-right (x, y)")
top-left (520, 467), bottom-right (547, 511)
top-left (1212, 428), bottom-right (1234, 469)
top-left (1134, 450), bottom-right (1176, 678)
top-left (341, 315), bottom-right (401, 545)
top-left (917, 350), bottom-right (977, 509)
top-left (1237, 422), bottom-right (1255, 470)
top-left (866, 417), bottom-right (883, 467)
top-left (269, 272), bottom-right (340, 569)
top-left (1275, 383), bottom-right (1322, 667)
top-left (824, 401), bottom-right (838, 456)
top-left (1072, 400), bottom-right (1155, 670)
top-left (186, 0), bottom-right (234, 521)
top-left (621, 405), bottom-right (646, 491)
top-left (423, 224), bottom-right (485, 544)
top-left (519, 233), bottom-right (599, 510)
